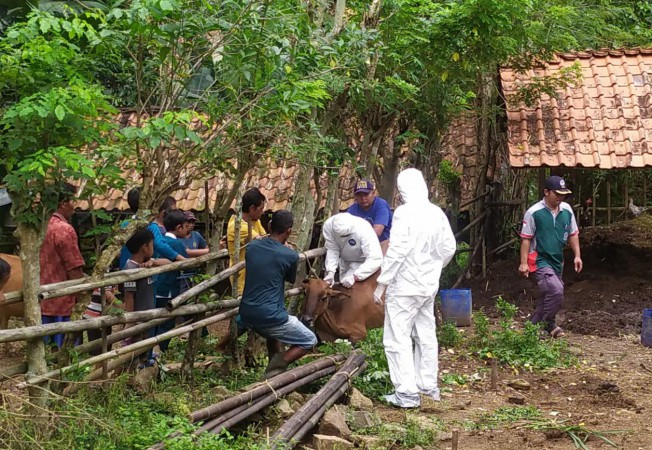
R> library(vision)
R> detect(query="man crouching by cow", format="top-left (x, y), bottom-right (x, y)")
top-left (299, 213), bottom-right (385, 344)
top-left (374, 168), bottom-right (456, 409)
top-left (322, 213), bottom-right (383, 289)
top-left (239, 210), bottom-right (318, 380)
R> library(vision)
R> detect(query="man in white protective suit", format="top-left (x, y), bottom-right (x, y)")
top-left (322, 212), bottom-right (383, 288)
top-left (374, 168), bottom-right (456, 408)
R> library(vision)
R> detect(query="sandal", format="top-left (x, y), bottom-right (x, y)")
top-left (550, 326), bottom-right (566, 338)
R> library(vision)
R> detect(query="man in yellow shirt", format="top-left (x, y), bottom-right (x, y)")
top-left (227, 187), bottom-right (267, 295)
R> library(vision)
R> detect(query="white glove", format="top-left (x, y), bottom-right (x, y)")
top-left (323, 271), bottom-right (335, 287)
top-left (373, 283), bottom-right (387, 305)
top-left (341, 274), bottom-right (355, 288)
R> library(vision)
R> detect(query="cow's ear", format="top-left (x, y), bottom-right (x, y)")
top-left (302, 279), bottom-right (310, 286)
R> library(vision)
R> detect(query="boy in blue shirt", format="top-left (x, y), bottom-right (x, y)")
top-left (154, 209), bottom-right (189, 352)
top-left (347, 179), bottom-right (392, 254)
top-left (119, 190), bottom-right (185, 269)
top-left (239, 210), bottom-right (317, 379)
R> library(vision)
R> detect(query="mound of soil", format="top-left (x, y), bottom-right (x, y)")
top-left (467, 216), bottom-right (652, 338)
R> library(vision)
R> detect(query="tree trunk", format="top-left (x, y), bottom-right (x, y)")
top-left (16, 224), bottom-right (48, 410)
top-left (288, 162), bottom-right (316, 314)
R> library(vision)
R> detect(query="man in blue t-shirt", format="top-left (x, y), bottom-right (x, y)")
top-left (347, 179), bottom-right (392, 254)
top-left (240, 210), bottom-right (317, 379)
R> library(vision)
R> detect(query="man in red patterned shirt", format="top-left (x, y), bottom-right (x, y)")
top-left (40, 183), bottom-right (85, 348)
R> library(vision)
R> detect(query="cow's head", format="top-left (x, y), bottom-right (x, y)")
top-left (300, 278), bottom-right (350, 327)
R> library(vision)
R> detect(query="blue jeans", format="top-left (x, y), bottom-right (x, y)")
top-left (42, 315), bottom-right (79, 348)
top-left (253, 316), bottom-right (317, 350)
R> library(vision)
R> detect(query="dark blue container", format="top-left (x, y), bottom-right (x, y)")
top-left (439, 289), bottom-right (473, 327)
top-left (641, 309), bottom-right (652, 347)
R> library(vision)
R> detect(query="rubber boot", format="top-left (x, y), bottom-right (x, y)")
top-left (263, 353), bottom-right (289, 380)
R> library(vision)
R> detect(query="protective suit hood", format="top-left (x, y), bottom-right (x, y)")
top-left (331, 212), bottom-right (357, 236)
top-left (397, 168), bottom-right (429, 205)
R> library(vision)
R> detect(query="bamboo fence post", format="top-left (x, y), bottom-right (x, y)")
top-left (18, 308), bottom-right (239, 388)
top-left (644, 172), bottom-right (648, 206)
top-left (0, 299), bottom-right (240, 344)
top-left (607, 179), bottom-right (612, 225)
top-left (100, 287), bottom-right (108, 379)
top-left (592, 179), bottom-right (597, 227)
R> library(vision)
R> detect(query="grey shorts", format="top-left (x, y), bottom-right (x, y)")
top-left (253, 315), bottom-right (317, 350)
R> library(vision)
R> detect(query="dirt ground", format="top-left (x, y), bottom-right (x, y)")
top-left (371, 216), bottom-right (652, 449)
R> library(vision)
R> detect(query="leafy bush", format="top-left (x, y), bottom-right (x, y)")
top-left (471, 298), bottom-right (574, 370)
top-left (437, 320), bottom-right (463, 348)
top-left (352, 329), bottom-right (392, 400)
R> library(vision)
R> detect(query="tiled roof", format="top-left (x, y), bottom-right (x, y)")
top-left (501, 48), bottom-right (652, 168)
top-left (81, 160), bottom-right (358, 214)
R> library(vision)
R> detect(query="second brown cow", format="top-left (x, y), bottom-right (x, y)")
top-left (300, 272), bottom-right (384, 345)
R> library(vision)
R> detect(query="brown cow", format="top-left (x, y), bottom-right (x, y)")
top-left (0, 254), bottom-right (23, 330)
top-left (300, 272), bottom-right (384, 345)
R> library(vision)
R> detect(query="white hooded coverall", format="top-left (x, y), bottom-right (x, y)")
top-left (322, 213), bottom-right (383, 283)
top-left (376, 168), bottom-right (456, 408)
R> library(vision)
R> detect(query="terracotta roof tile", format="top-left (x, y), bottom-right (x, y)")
top-left (501, 48), bottom-right (652, 168)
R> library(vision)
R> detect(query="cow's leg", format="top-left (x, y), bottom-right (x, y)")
top-left (0, 314), bottom-right (8, 330)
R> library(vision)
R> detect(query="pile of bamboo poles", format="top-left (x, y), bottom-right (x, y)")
top-left (269, 351), bottom-right (367, 449)
top-left (147, 354), bottom-right (346, 450)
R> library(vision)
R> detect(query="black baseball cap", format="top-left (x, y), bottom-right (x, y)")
top-left (544, 176), bottom-right (571, 195)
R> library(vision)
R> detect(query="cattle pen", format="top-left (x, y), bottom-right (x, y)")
top-left (0, 246), bottom-right (375, 448)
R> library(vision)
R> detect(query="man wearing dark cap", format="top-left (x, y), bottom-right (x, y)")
top-left (519, 175), bottom-right (583, 338)
top-left (347, 179), bottom-right (393, 254)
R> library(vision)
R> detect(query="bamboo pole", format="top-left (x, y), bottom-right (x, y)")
top-left (459, 190), bottom-right (491, 209)
top-left (487, 237), bottom-right (519, 256)
top-left (289, 363), bottom-right (369, 446)
top-left (190, 354), bottom-right (346, 423)
top-left (207, 366), bottom-right (338, 435)
top-left (18, 308), bottom-right (239, 388)
top-left (607, 179), bottom-right (612, 225)
top-left (1, 250), bottom-right (229, 305)
top-left (166, 261), bottom-right (244, 310)
top-left (0, 299), bottom-right (240, 344)
top-left (63, 348), bottom-right (150, 396)
top-left (0, 311), bottom-right (174, 378)
top-left (166, 248), bottom-right (323, 310)
top-left (75, 317), bottom-right (170, 356)
top-left (38, 250), bottom-right (228, 302)
top-left (148, 365), bottom-right (339, 450)
top-left (269, 352), bottom-right (366, 448)
top-left (454, 212), bottom-right (487, 240)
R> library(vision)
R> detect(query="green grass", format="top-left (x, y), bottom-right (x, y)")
top-left (465, 406), bottom-right (542, 430)
top-left (471, 297), bottom-right (575, 370)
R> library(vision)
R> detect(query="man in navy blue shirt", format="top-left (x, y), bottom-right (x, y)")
top-left (347, 179), bottom-right (392, 254)
top-left (240, 210), bottom-right (317, 379)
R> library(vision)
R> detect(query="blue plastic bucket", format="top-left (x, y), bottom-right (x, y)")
top-left (439, 289), bottom-right (472, 327)
top-left (641, 309), bottom-right (652, 347)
